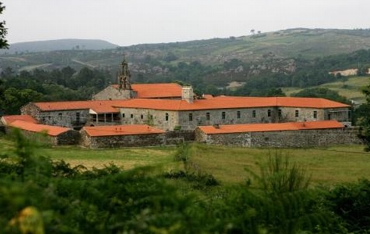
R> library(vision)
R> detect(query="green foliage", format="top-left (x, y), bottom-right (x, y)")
top-left (358, 83), bottom-right (370, 151)
top-left (1, 132), bottom-right (369, 233)
top-left (0, 2), bottom-right (8, 49)
top-left (246, 150), bottom-right (311, 194)
top-left (325, 179), bottom-right (370, 233)
top-left (292, 87), bottom-right (350, 104)
top-left (0, 66), bottom-right (113, 114)
top-left (243, 151), bottom-right (332, 234)
top-left (167, 143), bottom-right (219, 188)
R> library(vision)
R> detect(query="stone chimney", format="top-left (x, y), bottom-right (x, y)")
top-left (182, 86), bottom-right (194, 103)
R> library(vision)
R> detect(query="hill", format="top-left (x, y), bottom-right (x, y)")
top-left (0, 39), bottom-right (119, 54)
top-left (283, 75), bottom-right (369, 104)
top-left (2, 28), bottom-right (370, 93)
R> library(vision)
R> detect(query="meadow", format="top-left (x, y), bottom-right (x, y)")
top-left (283, 75), bottom-right (369, 103)
top-left (1, 136), bottom-right (369, 186)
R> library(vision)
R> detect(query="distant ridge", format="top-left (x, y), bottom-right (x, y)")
top-left (0, 39), bottom-right (119, 54)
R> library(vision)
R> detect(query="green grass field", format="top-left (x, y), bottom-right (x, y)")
top-left (188, 143), bottom-right (370, 186)
top-left (2, 136), bottom-right (370, 186)
top-left (283, 76), bottom-right (370, 103)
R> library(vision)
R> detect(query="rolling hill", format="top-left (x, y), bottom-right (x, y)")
top-left (2, 28), bottom-right (370, 92)
top-left (0, 39), bottom-right (119, 54)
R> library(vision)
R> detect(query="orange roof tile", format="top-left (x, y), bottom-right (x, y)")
top-left (114, 96), bottom-right (349, 111)
top-left (82, 125), bottom-right (165, 137)
top-left (34, 100), bottom-right (122, 113)
top-left (32, 96), bottom-right (349, 113)
top-left (9, 120), bottom-right (71, 136)
top-left (1, 115), bottom-right (38, 125)
top-left (111, 83), bottom-right (182, 98)
top-left (198, 120), bottom-right (344, 134)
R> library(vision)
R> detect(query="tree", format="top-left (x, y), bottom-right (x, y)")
top-left (0, 1), bottom-right (8, 49)
top-left (292, 87), bottom-right (350, 104)
top-left (358, 84), bottom-right (370, 151)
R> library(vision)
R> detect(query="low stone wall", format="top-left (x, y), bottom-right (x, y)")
top-left (55, 131), bottom-right (80, 145)
top-left (165, 130), bottom-right (195, 145)
top-left (196, 127), bottom-right (363, 148)
top-left (81, 131), bottom-right (166, 148)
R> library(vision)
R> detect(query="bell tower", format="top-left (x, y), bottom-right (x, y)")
top-left (118, 58), bottom-right (132, 90)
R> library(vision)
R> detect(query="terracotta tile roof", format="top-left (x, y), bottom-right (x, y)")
top-left (114, 96), bottom-right (349, 111)
top-left (32, 96), bottom-right (349, 113)
top-left (33, 100), bottom-right (122, 113)
top-left (111, 83), bottom-right (182, 98)
top-left (82, 125), bottom-right (165, 137)
top-left (9, 120), bottom-right (71, 136)
top-left (198, 120), bottom-right (344, 135)
top-left (1, 115), bottom-right (38, 125)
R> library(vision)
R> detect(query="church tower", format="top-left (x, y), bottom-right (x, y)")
top-left (118, 58), bottom-right (132, 90)
top-left (92, 58), bottom-right (136, 100)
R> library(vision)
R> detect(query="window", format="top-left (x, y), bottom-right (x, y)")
top-left (76, 112), bottom-right (80, 122)
top-left (206, 112), bottom-right (210, 120)
top-left (267, 109), bottom-right (271, 117)
top-left (278, 109), bottom-right (282, 117)
top-left (122, 113), bottom-right (125, 118)
top-left (252, 110), bottom-right (256, 118)
top-left (165, 113), bottom-right (169, 121)
top-left (222, 112), bottom-right (226, 120)
top-left (295, 110), bottom-right (299, 118)
top-left (237, 111), bottom-right (241, 119)
top-left (58, 113), bottom-right (62, 119)
top-left (130, 114), bottom-right (134, 118)
top-left (313, 111), bottom-right (317, 119)
top-left (141, 114), bottom-right (144, 119)
top-left (189, 113), bottom-right (193, 121)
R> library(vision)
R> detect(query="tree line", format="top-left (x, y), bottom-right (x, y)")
top-left (0, 67), bottom-right (114, 115)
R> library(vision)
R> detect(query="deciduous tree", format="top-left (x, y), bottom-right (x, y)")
top-left (0, 1), bottom-right (8, 49)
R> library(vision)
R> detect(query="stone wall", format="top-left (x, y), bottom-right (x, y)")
top-left (120, 109), bottom-right (179, 131)
top-left (21, 103), bottom-right (41, 120)
top-left (21, 103), bottom-right (89, 129)
top-left (80, 131), bottom-right (166, 148)
top-left (37, 110), bottom-right (89, 129)
top-left (55, 130), bottom-right (80, 145)
top-left (196, 127), bottom-right (362, 148)
top-left (165, 130), bottom-right (195, 145)
top-left (279, 107), bottom-right (325, 122)
top-left (195, 129), bottom-right (251, 147)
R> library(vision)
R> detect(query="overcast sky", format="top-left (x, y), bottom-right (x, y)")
top-left (1, 0), bottom-right (370, 46)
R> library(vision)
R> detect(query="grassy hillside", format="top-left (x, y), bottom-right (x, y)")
top-left (283, 75), bottom-right (370, 103)
top-left (2, 28), bottom-right (370, 72)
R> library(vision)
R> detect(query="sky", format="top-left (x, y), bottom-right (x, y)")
top-left (1, 0), bottom-right (370, 46)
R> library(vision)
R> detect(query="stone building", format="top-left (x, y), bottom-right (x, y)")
top-left (80, 125), bottom-right (165, 148)
top-left (93, 83), bottom-right (183, 100)
top-left (6, 120), bottom-right (79, 145)
top-left (115, 93), bottom-right (351, 131)
top-left (20, 90), bottom-right (351, 132)
top-left (92, 59), bottom-right (182, 100)
top-left (195, 120), bottom-right (362, 148)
